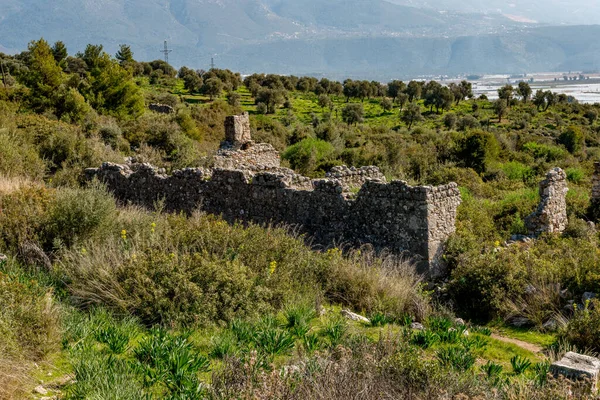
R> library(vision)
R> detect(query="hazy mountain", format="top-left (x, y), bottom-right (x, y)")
top-left (385, 0), bottom-right (600, 25)
top-left (1, 0), bottom-right (599, 79)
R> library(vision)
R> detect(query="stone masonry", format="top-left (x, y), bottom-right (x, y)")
top-left (215, 113), bottom-right (281, 170)
top-left (592, 162), bottom-right (600, 205)
top-left (87, 162), bottom-right (461, 276)
top-left (525, 168), bottom-right (568, 236)
top-left (224, 113), bottom-right (252, 147)
top-left (149, 103), bottom-right (175, 114)
top-left (87, 113), bottom-right (462, 276)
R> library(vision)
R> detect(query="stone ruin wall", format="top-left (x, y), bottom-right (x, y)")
top-left (149, 103), bottom-right (175, 114)
top-left (86, 162), bottom-right (461, 276)
top-left (525, 168), bottom-right (568, 236)
top-left (592, 162), bottom-right (600, 206)
top-left (325, 166), bottom-right (387, 195)
top-left (86, 113), bottom-right (464, 276)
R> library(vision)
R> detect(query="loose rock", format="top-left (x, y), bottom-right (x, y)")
top-left (411, 322), bottom-right (425, 330)
top-left (341, 309), bottom-right (370, 324)
top-left (34, 385), bottom-right (48, 395)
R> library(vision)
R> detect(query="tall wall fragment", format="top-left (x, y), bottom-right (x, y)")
top-left (525, 168), bottom-right (568, 236)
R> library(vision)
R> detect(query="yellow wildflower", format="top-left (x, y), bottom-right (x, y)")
top-left (150, 222), bottom-right (156, 234)
top-left (121, 229), bottom-right (127, 240)
top-left (269, 261), bottom-right (277, 275)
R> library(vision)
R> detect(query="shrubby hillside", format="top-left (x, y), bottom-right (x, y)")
top-left (3, 39), bottom-right (600, 398)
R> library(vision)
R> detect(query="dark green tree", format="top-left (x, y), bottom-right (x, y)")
top-left (81, 44), bottom-right (104, 69)
top-left (342, 103), bottom-right (364, 125)
top-left (20, 38), bottom-right (63, 111)
top-left (559, 126), bottom-right (585, 154)
top-left (343, 79), bottom-right (359, 102)
top-left (493, 99), bottom-right (507, 122)
top-left (387, 80), bottom-right (406, 102)
top-left (517, 82), bottom-right (532, 103)
top-left (318, 94), bottom-right (333, 111)
top-left (498, 84), bottom-right (514, 108)
top-left (202, 77), bottom-right (224, 100)
top-left (401, 102), bottom-right (423, 129)
top-left (381, 97), bottom-right (393, 113)
top-left (256, 88), bottom-right (286, 114)
top-left (405, 80), bottom-right (422, 102)
top-left (83, 52), bottom-right (144, 118)
top-left (51, 41), bottom-right (68, 64)
top-left (458, 130), bottom-right (499, 174)
top-left (115, 44), bottom-right (134, 65)
top-left (183, 71), bottom-right (202, 93)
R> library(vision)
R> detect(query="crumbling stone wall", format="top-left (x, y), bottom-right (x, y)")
top-left (326, 166), bottom-right (386, 195)
top-left (214, 113), bottom-right (281, 170)
top-left (525, 168), bottom-right (568, 236)
top-left (214, 143), bottom-right (281, 170)
top-left (86, 162), bottom-right (461, 276)
top-left (149, 103), bottom-right (175, 114)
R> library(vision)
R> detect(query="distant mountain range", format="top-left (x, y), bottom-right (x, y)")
top-left (386, 0), bottom-right (600, 25)
top-left (1, 0), bottom-right (600, 79)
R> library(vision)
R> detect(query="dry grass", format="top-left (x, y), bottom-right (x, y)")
top-left (0, 175), bottom-right (36, 194)
top-left (0, 361), bottom-right (30, 400)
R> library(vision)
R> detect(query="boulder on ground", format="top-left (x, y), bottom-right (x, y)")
top-left (550, 351), bottom-right (600, 389)
top-left (411, 322), bottom-right (425, 330)
top-left (341, 309), bottom-right (370, 324)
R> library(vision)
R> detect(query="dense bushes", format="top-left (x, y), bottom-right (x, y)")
top-left (448, 235), bottom-right (600, 322)
top-left (57, 205), bottom-right (428, 326)
top-left (558, 299), bottom-right (600, 351)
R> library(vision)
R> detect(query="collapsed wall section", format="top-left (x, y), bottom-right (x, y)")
top-left (86, 162), bottom-right (461, 276)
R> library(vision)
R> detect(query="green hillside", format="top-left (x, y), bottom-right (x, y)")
top-left (2, 39), bottom-right (600, 398)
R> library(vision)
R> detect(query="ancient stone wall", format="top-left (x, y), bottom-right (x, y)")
top-left (592, 162), bottom-right (600, 203)
top-left (214, 143), bottom-right (281, 170)
top-left (86, 163), bottom-right (461, 276)
top-left (149, 103), bottom-right (175, 114)
top-left (525, 168), bottom-right (568, 236)
top-left (326, 166), bottom-right (386, 195)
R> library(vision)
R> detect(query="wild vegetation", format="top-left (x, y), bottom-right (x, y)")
top-left (3, 39), bottom-right (600, 398)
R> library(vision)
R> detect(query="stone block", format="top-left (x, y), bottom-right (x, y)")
top-left (225, 113), bottom-right (252, 146)
top-left (551, 352), bottom-right (600, 389)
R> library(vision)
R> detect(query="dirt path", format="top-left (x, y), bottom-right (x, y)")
top-left (491, 333), bottom-right (544, 354)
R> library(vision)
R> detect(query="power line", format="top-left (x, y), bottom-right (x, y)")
top-left (160, 40), bottom-right (173, 64)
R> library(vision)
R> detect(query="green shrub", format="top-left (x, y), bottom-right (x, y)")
top-left (522, 141), bottom-right (567, 162)
top-left (0, 185), bottom-right (53, 252)
top-left (44, 182), bottom-right (117, 249)
top-left (457, 130), bottom-right (499, 174)
top-left (558, 299), bottom-right (600, 352)
top-left (510, 355), bottom-right (532, 375)
top-left (282, 138), bottom-right (335, 176)
top-left (0, 130), bottom-right (46, 179)
top-left (436, 345), bottom-right (475, 371)
top-left (321, 315), bottom-right (348, 347)
top-left (566, 167), bottom-right (585, 184)
top-left (501, 161), bottom-right (535, 183)
top-left (558, 126), bottom-right (585, 154)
